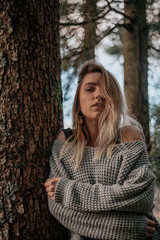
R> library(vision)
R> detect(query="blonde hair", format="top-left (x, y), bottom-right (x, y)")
top-left (60, 60), bottom-right (142, 168)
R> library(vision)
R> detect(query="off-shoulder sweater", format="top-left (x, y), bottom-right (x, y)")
top-left (47, 139), bottom-right (160, 240)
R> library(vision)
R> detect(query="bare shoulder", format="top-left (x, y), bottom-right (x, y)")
top-left (56, 130), bottom-right (66, 141)
top-left (122, 125), bottom-right (144, 143)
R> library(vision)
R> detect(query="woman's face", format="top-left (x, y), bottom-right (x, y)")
top-left (79, 72), bottom-right (105, 120)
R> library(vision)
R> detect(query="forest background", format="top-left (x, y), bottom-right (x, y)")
top-left (60, 0), bottom-right (160, 220)
top-left (0, 0), bottom-right (160, 239)
top-left (60, 0), bottom-right (160, 221)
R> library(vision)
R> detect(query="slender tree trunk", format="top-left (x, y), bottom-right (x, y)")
top-left (123, 0), bottom-right (150, 145)
top-left (82, 0), bottom-right (97, 60)
top-left (0, 1), bottom-right (67, 239)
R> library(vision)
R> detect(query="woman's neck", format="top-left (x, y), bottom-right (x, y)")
top-left (85, 118), bottom-right (99, 147)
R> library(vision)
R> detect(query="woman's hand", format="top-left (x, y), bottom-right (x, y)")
top-left (44, 177), bottom-right (61, 200)
top-left (147, 218), bottom-right (156, 239)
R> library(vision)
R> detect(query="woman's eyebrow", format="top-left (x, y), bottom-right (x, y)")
top-left (84, 82), bottom-right (98, 86)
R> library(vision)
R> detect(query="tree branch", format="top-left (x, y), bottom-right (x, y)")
top-left (61, 23), bottom-right (123, 62)
top-left (60, 20), bottom-right (88, 26)
top-left (60, 6), bottom-right (111, 26)
top-left (105, 0), bottom-right (135, 22)
top-left (96, 23), bottom-right (124, 44)
top-left (148, 45), bottom-right (160, 53)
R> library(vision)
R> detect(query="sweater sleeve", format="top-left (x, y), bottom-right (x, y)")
top-left (54, 144), bottom-right (156, 213)
top-left (48, 172), bottom-right (148, 240)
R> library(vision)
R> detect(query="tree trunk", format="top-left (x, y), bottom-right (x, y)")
top-left (82, 0), bottom-right (97, 60)
top-left (123, 0), bottom-right (150, 145)
top-left (0, 1), bottom-right (67, 239)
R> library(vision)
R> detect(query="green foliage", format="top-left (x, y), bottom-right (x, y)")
top-left (105, 45), bottom-right (122, 57)
top-left (59, 0), bottom-right (70, 17)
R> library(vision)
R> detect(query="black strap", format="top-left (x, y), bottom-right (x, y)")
top-left (63, 128), bottom-right (73, 140)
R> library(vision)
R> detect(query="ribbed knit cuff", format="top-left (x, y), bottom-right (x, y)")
top-left (135, 215), bottom-right (147, 240)
top-left (54, 177), bottom-right (70, 204)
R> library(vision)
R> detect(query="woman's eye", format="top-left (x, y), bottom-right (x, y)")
top-left (86, 88), bottom-right (93, 92)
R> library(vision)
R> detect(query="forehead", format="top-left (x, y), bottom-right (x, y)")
top-left (81, 72), bottom-right (102, 86)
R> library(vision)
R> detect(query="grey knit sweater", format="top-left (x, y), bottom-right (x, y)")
top-left (48, 139), bottom-right (160, 240)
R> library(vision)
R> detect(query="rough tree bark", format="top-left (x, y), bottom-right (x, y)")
top-left (123, 0), bottom-right (150, 145)
top-left (0, 1), bottom-right (68, 239)
top-left (82, 0), bottom-right (97, 60)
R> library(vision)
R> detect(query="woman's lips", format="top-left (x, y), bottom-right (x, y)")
top-left (92, 102), bottom-right (104, 107)
top-left (91, 103), bottom-right (104, 110)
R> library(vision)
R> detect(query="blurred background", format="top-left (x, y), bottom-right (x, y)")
top-left (59, 0), bottom-right (160, 221)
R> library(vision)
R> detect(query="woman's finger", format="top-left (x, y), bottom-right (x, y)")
top-left (44, 177), bottom-right (61, 187)
top-left (48, 192), bottom-right (54, 197)
top-left (50, 177), bottom-right (61, 182)
top-left (147, 219), bottom-right (156, 227)
top-left (51, 180), bottom-right (58, 186)
top-left (44, 180), bottom-right (56, 187)
top-left (45, 186), bottom-right (55, 193)
top-left (146, 218), bottom-right (155, 239)
top-left (44, 180), bottom-right (57, 187)
top-left (147, 226), bottom-right (155, 233)
top-left (44, 181), bottom-right (51, 187)
top-left (147, 232), bottom-right (151, 239)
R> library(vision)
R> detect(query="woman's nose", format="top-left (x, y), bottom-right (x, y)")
top-left (94, 88), bottom-right (102, 99)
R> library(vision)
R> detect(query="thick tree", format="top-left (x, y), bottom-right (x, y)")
top-left (0, 1), bottom-right (67, 239)
top-left (123, 0), bottom-right (150, 145)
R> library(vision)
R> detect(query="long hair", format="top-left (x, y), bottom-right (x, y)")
top-left (60, 60), bottom-right (143, 168)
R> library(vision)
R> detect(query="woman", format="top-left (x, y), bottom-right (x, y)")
top-left (44, 60), bottom-right (160, 239)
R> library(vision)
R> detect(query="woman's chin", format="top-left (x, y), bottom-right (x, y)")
top-left (85, 113), bottom-right (102, 121)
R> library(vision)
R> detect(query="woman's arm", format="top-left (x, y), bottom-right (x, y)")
top-left (49, 127), bottom-right (155, 213)
top-left (53, 162), bottom-right (155, 213)
top-left (46, 172), bottom-right (149, 240)
top-left (45, 177), bottom-right (156, 239)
